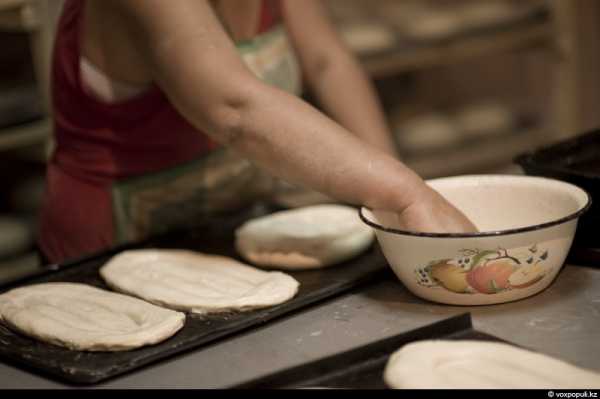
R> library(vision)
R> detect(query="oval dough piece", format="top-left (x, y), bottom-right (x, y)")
top-left (397, 113), bottom-right (462, 153)
top-left (338, 23), bottom-right (396, 54)
top-left (100, 249), bottom-right (300, 314)
top-left (455, 102), bottom-right (515, 138)
top-left (0, 283), bottom-right (185, 352)
top-left (401, 9), bottom-right (462, 42)
top-left (235, 205), bottom-right (374, 270)
top-left (460, 1), bottom-right (517, 30)
top-left (384, 340), bottom-right (600, 389)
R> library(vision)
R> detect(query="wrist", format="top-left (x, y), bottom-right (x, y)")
top-left (369, 161), bottom-right (428, 213)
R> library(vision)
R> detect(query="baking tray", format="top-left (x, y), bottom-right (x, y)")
top-left (515, 129), bottom-right (600, 264)
top-left (233, 313), bottom-right (503, 389)
top-left (0, 204), bottom-right (388, 385)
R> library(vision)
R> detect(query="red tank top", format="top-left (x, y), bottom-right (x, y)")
top-left (39, 0), bottom-right (283, 263)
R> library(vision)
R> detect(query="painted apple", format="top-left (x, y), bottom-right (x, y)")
top-left (509, 264), bottom-right (545, 289)
top-left (467, 259), bottom-right (517, 294)
top-left (430, 261), bottom-right (469, 293)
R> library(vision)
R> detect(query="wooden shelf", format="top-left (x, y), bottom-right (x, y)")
top-left (0, 0), bottom-right (38, 32)
top-left (0, 0), bottom-right (26, 10)
top-left (361, 20), bottom-right (553, 79)
top-left (405, 128), bottom-right (544, 179)
top-left (0, 117), bottom-right (49, 152)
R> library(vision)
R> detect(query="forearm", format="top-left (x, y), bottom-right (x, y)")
top-left (226, 82), bottom-right (421, 212)
top-left (307, 53), bottom-right (398, 156)
top-left (103, 0), bottom-right (474, 233)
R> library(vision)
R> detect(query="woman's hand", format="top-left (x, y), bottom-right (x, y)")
top-left (395, 185), bottom-right (478, 234)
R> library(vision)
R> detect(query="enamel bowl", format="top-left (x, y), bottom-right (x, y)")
top-left (360, 175), bottom-right (591, 305)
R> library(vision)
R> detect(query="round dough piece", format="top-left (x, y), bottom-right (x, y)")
top-left (384, 340), bottom-right (600, 389)
top-left (100, 249), bottom-right (300, 314)
top-left (455, 102), bottom-right (516, 138)
top-left (0, 216), bottom-right (33, 259)
top-left (460, 1), bottom-right (517, 31)
top-left (397, 113), bottom-right (462, 153)
top-left (338, 23), bottom-right (396, 54)
top-left (0, 283), bottom-right (185, 352)
top-left (401, 9), bottom-right (462, 42)
top-left (235, 205), bottom-right (374, 270)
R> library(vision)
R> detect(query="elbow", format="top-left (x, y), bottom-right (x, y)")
top-left (201, 83), bottom-right (261, 147)
top-left (206, 97), bottom-right (248, 146)
top-left (166, 73), bottom-right (262, 147)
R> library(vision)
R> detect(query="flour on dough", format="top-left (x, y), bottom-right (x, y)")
top-left (384, 340), bottom-right (600, 389)
top-left (100, 249), bottom-right (299, 314)
top-left (0, 282), bottom-right (185, 351)
top-left (235, 205), bottom-right (374, 270)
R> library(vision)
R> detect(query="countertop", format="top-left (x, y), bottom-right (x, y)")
top-left (0, 263), bottom-right (599, 388)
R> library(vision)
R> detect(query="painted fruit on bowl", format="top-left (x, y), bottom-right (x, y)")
top-left (429, 261), bottom-right (469, 293)
top-left (416, 245), bottom-right (549, 295)
top-left (467, 258), bottom-right (517, 294)
top-left (509, 263), bottom-right (545, 289)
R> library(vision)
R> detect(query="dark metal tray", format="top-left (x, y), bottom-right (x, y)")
top-left (0, 204), bottom-right (388, 385)
top-left (233, 313), bottom-right (504, 389)
top-left (515, 129), bottom-right (600, 264)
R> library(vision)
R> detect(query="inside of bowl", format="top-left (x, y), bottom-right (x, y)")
top-left (364, 175), bottom-right (589, 234)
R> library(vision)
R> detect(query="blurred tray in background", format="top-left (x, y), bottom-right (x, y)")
top-left (515, 129), bottom-right (600, 265)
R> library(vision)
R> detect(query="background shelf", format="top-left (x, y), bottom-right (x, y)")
top-left (0, 117), bottom-right (49, 152)
top-left (405, 128), bottom-right (545, 178)
top-left (362, 20), bottom-right (553, 79)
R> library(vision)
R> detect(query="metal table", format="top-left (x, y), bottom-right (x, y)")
top-left (0, 264), bottom-right (598, 388)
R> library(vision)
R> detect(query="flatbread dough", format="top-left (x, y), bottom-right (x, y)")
top-left (235, 205), bottom-right (374, 270)
top-left (460, 1), bottom-right (518, 31)
top-left (397, 113), bottom-right (462, 153)
top-left (100, 249), bottom-right (300, 314)
top-left (0, 283), bottom-right (185, 351)
top-left (384, 340), bottom-right (600, 389)
top-left (455, 102), bottom-right (515, 138)
top-left (401, 9), bottom-right (462, 42)
top-left (338, 23), bottom-right (396, 54)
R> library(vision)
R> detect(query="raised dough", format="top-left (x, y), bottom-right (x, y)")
top-left (455, 102), bottom-right (515, 138)
top-left (401, 9), bottom-right (462, 42)
top-left (397, 113), bottom-right (462, 153)
top-left (338, 23), bottom-right (396, 54)
top-left (100, 249), bottom-right (299, 314)
top-left (460, 1), bottom-right (517, 31)
top-left (235, 205), bottom-right (374, 270)
top-left (0, 282), bottom-right (185, 351)
top-left (384, 340), bottom-right (600, 389)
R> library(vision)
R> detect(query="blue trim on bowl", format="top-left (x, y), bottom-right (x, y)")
top-left (359, 190), bottom-right (592, 239)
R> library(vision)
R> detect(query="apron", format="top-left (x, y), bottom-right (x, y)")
top-left (112, 25), bottom-right (303, 243)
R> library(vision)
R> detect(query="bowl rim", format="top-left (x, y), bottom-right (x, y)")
top-left (359, 175), bottom-right (592, 238)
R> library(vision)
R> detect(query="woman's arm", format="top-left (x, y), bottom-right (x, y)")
top-left (106, 0), bottom-right (475, 233)
top-left (282, 0), bottom-right (398, 156)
